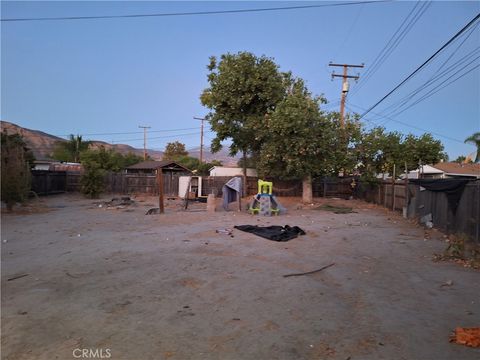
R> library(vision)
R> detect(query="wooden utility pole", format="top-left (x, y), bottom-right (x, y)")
top-left (193, 117), bottom-right (206, 163)
top-left (138, 125), bottom-right (151, 160)
top-left (157, 169), bottom-right (164, 214)
top-left (329, 63), bottom-right (364, 128)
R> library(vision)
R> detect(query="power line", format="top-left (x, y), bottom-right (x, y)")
top-left (382, 49), bottom-right (480, 119)
top-left (350, 1), bottom-right (431, 97)
top-left (346, 102), bottom-right (466, 144)
top-left (358, 12), bottom-right (480, 121)
top-left (0, 125), bottom-right (206, 139)
top-left (378, 24), bottom-right (480, 118)
top-left (0, 1), bottom-right (390, 22)
top-left (384, 60), bottom-right (480, 119)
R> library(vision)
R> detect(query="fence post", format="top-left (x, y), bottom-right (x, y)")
top-left (476, 181), bottom-right (480, 244)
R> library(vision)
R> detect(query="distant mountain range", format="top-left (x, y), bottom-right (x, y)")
top-left (0, 121), bottom-right (239, 166)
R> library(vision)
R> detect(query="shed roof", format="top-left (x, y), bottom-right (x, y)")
top-left (126, 160), bottom-right (191, 172)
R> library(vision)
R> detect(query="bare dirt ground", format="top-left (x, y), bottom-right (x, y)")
top-left (1, 194), bottom-right (479, 360)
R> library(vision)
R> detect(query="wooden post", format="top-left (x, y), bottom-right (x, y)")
top-left (157, 169), bottom-right (164, 214)
top-left (238, 176), bottom-right (242, 212)
top-left (184, 176), bottom-right (192, 210)
top-left (392, 164), bottom-right (396, 211)
top-left (404, 161), bottom-right (409, 216)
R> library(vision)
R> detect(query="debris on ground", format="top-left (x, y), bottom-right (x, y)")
top-left (449, 327), bottom-right (480, 348)
top-left (7, 273), bottom-right (29, 281)
top-left (234, 225), bottom-right (306, 242)
top-left (216, 228), bottom-right (234, 237)
top-left (283, 263), bottom-right (335, 278)
top-left (433, 234), bottom-right (480, 269)
top-left (98, 197), bottom-right (135, 209)
top-left (145, 208), bottom-right (161, 215)
top-left (440, 280), bottom-right (454, 288)
top-left (420, 213), bottom-right (433, 228)
top-left (315, 204), bottom-right (356, 214)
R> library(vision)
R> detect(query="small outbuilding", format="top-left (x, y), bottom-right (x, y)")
top-left (125, 160), bottom-right (191, 176)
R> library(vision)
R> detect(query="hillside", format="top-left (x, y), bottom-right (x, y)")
top-left (0, 121), bottom-right (239, 165)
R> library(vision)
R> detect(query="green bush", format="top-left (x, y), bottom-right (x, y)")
top-left (1, 132), bottom-right (34, 210)
top-left (80, 162), bottom-right (105, 198)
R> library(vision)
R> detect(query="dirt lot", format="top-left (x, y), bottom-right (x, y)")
top-left (1, 194), bottom-right (479, 360)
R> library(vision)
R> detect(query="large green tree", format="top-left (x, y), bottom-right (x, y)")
top-left (163, 141), bottom-right (188, 161)
top-left (358, 127), bottom-right (446, 177)
top-left (52, 134), bottom-right (90, 162)
top-left (402, 133), bottom-right (446, 171)
top-left (464, 132), bottom-right (480, 163)
top-left (1, 132), bottom-right (35, 210)
top-left (200, 52), bottom-right (288, 176)
top-left (256, 79), bottom-right (337, 203)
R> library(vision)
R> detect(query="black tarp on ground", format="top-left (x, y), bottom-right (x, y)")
top-left (234, 225), bottom-right (306, 242)
top-left (410, 178), bottom-right (471, 214)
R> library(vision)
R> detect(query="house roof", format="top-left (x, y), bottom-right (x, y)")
top-left (411, 164), bottom-right (445, 174)
top-left (126, 160), bottom-right (191, 172)
top-left (433, 162), bottom-right (480, 176)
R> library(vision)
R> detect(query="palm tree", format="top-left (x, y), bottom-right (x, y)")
top-left (464, 132), bottom-right (480, 163)
top-left (67, 135), bottom-right (90, 162)
top-left (52, 134), bottom-right (90, 162)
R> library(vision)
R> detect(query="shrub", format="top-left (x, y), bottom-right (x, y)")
top-left (80, 162), bottom-right (105, 198)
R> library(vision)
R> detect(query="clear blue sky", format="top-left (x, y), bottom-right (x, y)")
top-left (2, 1), bottom-right (479, 160)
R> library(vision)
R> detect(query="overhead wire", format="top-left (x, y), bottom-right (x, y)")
top-left (345, 102), bottom-right (466, 144)
top-left (377, 22), bottom-right (480, 118)
top-left (349, 1), bottom-right (431, 97)
top-left (1, 1), bottom-right (390, 22)
top-left (357, 12), bottom-right (480, 121)
top-left (384, 60), bottom-right (480, 120)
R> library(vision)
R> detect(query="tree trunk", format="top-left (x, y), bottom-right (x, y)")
top-left (302, 175), bottom-right (313, 204)
top-left (242, 150), bottom-right (247, 197)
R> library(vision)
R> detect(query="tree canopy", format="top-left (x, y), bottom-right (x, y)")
top-left (200, 52), bottom-right (288, 173)
top-left (80, 146), bottom-right (144, 172)
top-left (358, 128), bottom-right (446, 177)
top-left (200, 51), bottom-right (448, 199)
top-left (163, 141), bottom-right (189, 161)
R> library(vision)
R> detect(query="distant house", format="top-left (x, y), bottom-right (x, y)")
top-left (407, 164), bottom-right (445, 179)
top-left (209, 166), bottom-right (258, 177)
top-left (125, 160), bottom-right (192, 176)
top-left (33, 160), bottom-right (83, 172)
top-left (432, 162), bottom-right (480, 179)
top-left (407, 162), bottom-right (480, 179)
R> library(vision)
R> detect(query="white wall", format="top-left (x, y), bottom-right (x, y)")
top-left (209, 166), bottom-right (257, 177)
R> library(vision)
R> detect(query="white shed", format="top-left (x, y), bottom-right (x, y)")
top-left (209, 166), bottom-right (257, 177)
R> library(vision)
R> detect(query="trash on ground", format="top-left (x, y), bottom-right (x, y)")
top-left (449, 327), bottom-right (480, 348)
top-left (216, 228), bottom-right (233, 236)
top-left (315, 204), bottom-right (356, 214)
top-left (7, 273), bottom-right (29, 281)
top-left (420, 213), bottom-right (432, 224)
top-left (234, 225), bottom-right (306, 242)
top-left (283, 263), bottom-right (335, 278)
top-left (146, 208), bottom-right (160, 215)
top-left (98, 197), bottom-right (135, 209)
top-left (440, 280), bottom-right (454, 287)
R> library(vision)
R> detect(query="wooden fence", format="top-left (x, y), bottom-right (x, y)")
top-left (31, 171), bottom-right (478, 243)
top-left (356, 179), bottom-right (480, 244)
